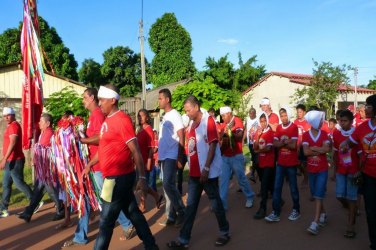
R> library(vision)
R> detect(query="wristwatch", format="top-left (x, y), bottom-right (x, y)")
top-left (204, 166), bottom-right (210, 172)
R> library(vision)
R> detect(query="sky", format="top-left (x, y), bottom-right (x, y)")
top-left (1, 0), bottom-right (376, 86)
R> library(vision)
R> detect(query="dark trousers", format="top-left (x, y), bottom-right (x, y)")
top-left (259, 167), bottom-right (275, 211)
top-left (0, 159), bottom-right (32, 211)
top-left (179, 177), bottom-right (229, 244)
top-left (363, 173), bottom-right (376, 250)
top-left (94, 172), bottom-right (157, 250)
top-left (24, 179), bottom-right (63, 217)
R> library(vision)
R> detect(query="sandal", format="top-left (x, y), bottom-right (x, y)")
top-left (62, 240), bottom-right (85, 248)
top-left (215, 234), bottom-right (230, 247)
top-left (156, 195), bottom-right (164, 209)
top-left (344, 230), bottom-right (356, 238)
top-left (166, 240), bottom-right (189, 249)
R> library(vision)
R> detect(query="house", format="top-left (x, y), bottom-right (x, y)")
top-left (0, 62), bottom-right (87, 162)
top-left (242, 71), bottom-right (375, 117)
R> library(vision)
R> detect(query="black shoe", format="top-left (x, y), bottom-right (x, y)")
top-left (19, 213), bottom-right (31, 223)
top-left (253, 209), bottom-right (266, 220)
top-left (52, 213), bottom-right (65, 221)
top-left (237, 188), bottom-right (243, 193)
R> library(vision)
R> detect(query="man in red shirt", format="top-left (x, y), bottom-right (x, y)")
top-left (167, 96), bottom-right (230, 248)
top-left (294, 104), bottom-right (310, 185)
top-left (0, 107), bottom-right (33, 218)
top-left (19, 113), bottom-right (64, 222)
top-left (82, 84), bottom-right (158, 250)
top-left (265, 107), bottom-right (300, 222)
top-left (219, 106), bottom-right (255, 210)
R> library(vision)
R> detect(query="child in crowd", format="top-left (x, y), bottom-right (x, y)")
top-left (294, 104), bottom-right (310, 185)
top-left (302, 110), bottom-right (331, 235)
top-left (253, 113), bottom-right (275, 219)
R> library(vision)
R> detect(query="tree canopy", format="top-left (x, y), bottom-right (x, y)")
top-left (367, 76), bottom-right (376, 90)
top-left (148, 13), bottom-right (196, 87)
top-left (78, 58), bottom-right (103, 88)
top-left (0, 16), bottom-right (78, 80)
top-left (100, 46), bottom-right (145, 97)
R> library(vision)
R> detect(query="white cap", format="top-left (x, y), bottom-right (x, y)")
top-left (220, 106), bottom-right (232, 115)
top-left (3, 107), bottom-right (15, 116)
top-left (260, 98), bottom-right (270, 105)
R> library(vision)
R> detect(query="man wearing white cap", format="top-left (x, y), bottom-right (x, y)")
top-left (219, 106), bottom-right (255, 210)
top-left (82, 84), bottom-right (158, 249)
top-left (0, 107), bottom-right (33, 218)
top-left (260, 97), bottom-right (280, 132)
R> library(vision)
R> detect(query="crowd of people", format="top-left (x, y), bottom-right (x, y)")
top-left (0, 85), bottom-right (375, 250)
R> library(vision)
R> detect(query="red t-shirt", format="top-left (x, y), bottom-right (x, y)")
top-left (221, 116), bottom-right (244, 157)
top-left (257, 128), bottom-right (275, 168)
top-left (38, 127), bottom-right (54, 146)
top-left (294, 118), bottom-right (311, 146)
top-left (268, 113), bottom-right (279, 125)
top-left (302, 130), bottom-right (330, 173)
top-left (136, 125), bottom-right (155, 170)
top-left (332, 128), bottom-right (359, 175)
top-left (321, 121), bottom-right (330, 134)
top-left (86, 107), bottom-right (105, 171)
top-left (188, 117), bottom-right (218, 177)
top-left (3, 121), bottom-right (24, 161)
top-left (350, 120), bottom-right (376, 178)
top-left (355, 117), bottom-right (368, 127)
top-left (98, 111), bottom-right (136, 178)
top-left (274, 122), bottom-right (299, 167)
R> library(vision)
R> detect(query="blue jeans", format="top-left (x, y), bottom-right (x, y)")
top-left (363, 173), bottom-right (376, 250)
top-left (335, 173), bottom-right (358, 201)
top-left (94, 172), bottom-right (157, 250)
top-left (24, 179), bottom-right (63, 217)
top-left (178, 177), bottom-right (229, 245)
top-left (73, 171), bottom-right (133, 244)
top-left (161, 159), bottom-right (185, 220)
top-left (0, 159), bottom-right (32, 211)
top-left (147, 166), bottom-right (157, 192)
top-left (272, 165), bottom-right (300, 215)
top-left (308, 171), bottom-right (328, 199)
top-left (220, 154), bottom-right (255, 210)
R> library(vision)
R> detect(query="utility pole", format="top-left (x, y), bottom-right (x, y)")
top-left (354, 67), bottom-right (358, 108)
top-left (139, 0), bottom-right (147, 109)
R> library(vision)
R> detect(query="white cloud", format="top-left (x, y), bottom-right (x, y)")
top-left (217, 38), bottom-right (239, 45)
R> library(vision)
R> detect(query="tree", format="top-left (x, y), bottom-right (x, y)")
top-left (203, 55), bottom-right (235, 90)
top-left (148, 13), bottom-right (196, 87)
top-left (100, 46), bottom-right (145, 97)
top-left (44, 86), bottom-right (88, 126)
top-left (78, 58), bottom-right (103, 87)
top-left (171, 76), bottom-right (240, 113)
top-left (235, 53), bottom-right (266, 92)
top-left (367, 76), bottom-right (376, 90)
top-left (291, 60), bottom-right (351, 116)
top-left (0, 16), bottom-right (78, 80)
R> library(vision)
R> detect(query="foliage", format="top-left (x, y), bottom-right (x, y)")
top-left (367, 76), bottom-right (376, 90)
top-left (148, 13), bottom-right (196, 87)
top-left (0, 16), bottom-right (78, 80)
top-left (237, 93), bottom-right (252, 120)
top-left (171, 76), bottom-right (240, 113)
top-left (101, 46), bottom-right (144, 97)
top-left (203, 53), bottom-right (266, 92)
top-left (44, 86), bottom-right (88, 126)
top-left (291, 60), bottom-right (351, 116)
top-left (78, 58), bottom-right (104, 87)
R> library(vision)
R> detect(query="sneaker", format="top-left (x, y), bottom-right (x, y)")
top-left (159, 218), bottom-right (175, 226)
top-left (245, 199), bottom-right (254, 208)
top-left (33, 201), bottom-right (44, 214)
top-left (288, 209), bottom-right (301, 221)
top-left (0, 210), bottom-right (9, 218)
top-left (318, 213), bottom-right (327, 227)
top-left (307, 221), bottom-right (319, 235)
top-left (215, 233), bottom-right (231, 246)
top-left (122, 226), bottom-right (136, 240)
top-left (253, 208), bottom-right (266, 220)
top-left (264, 211), bottom-right (280, 222)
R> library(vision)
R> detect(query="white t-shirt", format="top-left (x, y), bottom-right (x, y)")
top-left (158, 109), bottom-right (184, 160)
top-left (246, 116), bottom-right (258, 144)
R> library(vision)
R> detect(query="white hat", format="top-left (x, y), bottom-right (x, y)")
top-left (220, 106), bottom-right (232, 115)
top-left (3, 107), bottom-right (15, 116)
top-left (260, 98), bottom-right (270, 105)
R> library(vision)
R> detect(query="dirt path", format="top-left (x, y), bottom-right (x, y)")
top-left (0, 174), bottom-right (370, 250)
